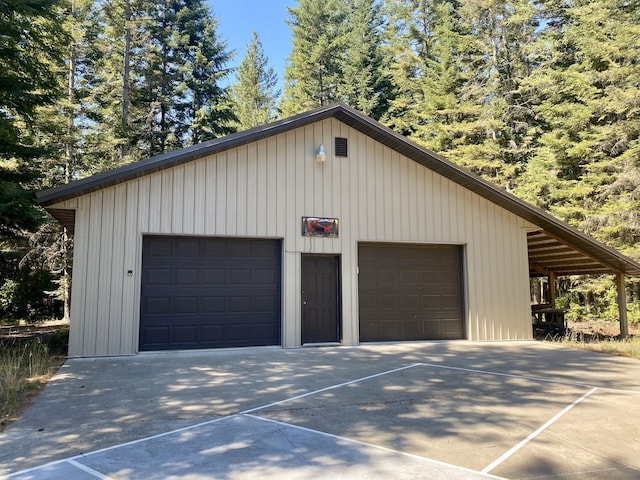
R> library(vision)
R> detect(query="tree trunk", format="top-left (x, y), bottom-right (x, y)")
top-left (62, 228), bottom-right (71, 321)
top-left (62, 5), bottom-right (76, 322)
top-left (121, 0), bottom-right (131, 160)
top-left (530, 278), bottom-right (542, 304)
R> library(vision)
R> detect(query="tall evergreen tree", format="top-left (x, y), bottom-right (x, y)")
top-left (40, 0), bottom-right (98, 320)
top-left (385, 0), bottom-right (480, 148)
top-left (336, 0), bottom-right (391, 120)
top-left (280, 0), bottom-right (345, 116)
top-left (413, 0), bottom-right (478, 153)
top-left (0, 0), bottom-right (65, 236)
top-left (232, 31), bottom-right (279, 130)
top-left (85, 0), bottom-right (148, 168)
top-left (0, 0), bottom-right (67, 321)
top-left (516, 0), bottom-right (640, 255)
top-left (385, 0), bottom-right (537, 189)
top-left (136, 0), bottom-right (234, 155)
top-left (382, 0), bottom-right (427, 136)
top-left (180, 6), bottom-right (236, 144)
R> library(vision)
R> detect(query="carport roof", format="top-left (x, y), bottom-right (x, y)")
top-left (37, 102), bottom-right (640, 277)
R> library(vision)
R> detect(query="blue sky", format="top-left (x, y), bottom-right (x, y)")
top-left (209, 1), bottom-right (295, 89)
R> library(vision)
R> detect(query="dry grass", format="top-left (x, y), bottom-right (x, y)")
top-left (559, 335), bottom-right (640, 360)
top-left (544, 321), bottom-right (640, 360)
top-left (0, 339), bottom-right (65, 431)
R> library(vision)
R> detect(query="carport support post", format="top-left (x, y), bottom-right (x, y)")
top-left (548, 271), bottom-right (556, 308)
top-left (616, 273), bottom-right (629, 338)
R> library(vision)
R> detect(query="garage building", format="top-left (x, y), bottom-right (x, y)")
top-left (38, 103), bottom-right (640, 357)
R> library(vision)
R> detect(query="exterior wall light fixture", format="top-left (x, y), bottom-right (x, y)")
top-left (316, 144), bottom-right (326, 163)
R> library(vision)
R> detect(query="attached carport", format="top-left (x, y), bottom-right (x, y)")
top-left (526, 228), bottom-right (640, 336)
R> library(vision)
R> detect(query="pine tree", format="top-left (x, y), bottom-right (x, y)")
top-left (0, 0), bottom-right (66, 321)
top-left (385, 0), bottom-right (537, 189)
top-left (135, 0), bottom-right (235, 155)
top-left (517, 0), bottom-right (640, 253)
top-left (0, 0), bottom-right (65, 236)
top-left (280, 0), bottom-right (346, 116)
top-left (21, 0), bottom-right (98, 321)
top-left (336, 0), bottom-right (391, 120)
top-left (231, 31), bottom-right (279, 130)
top-left (382, 0), bottom-right (426, 136)
top-left (385, 0), bottom-right (480, 150)
top-left (180, 5), bottom-right (236, 144)
top-left (451, 0), bottom-right (538, 188)
top-left (85, 0), bottom-right (148, 168)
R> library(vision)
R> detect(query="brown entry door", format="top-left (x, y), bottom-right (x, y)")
top-left (302, 255), bottom-right (340, 344)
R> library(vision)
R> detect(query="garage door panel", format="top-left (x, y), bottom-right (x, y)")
top-left (401, 295), bottom-right (420, 310)
top-left (230, 269), bottom-right (252, 285)
top-left (202, 239), bottom-right (227, 257)
top-left (443, 320), bottom-right (463, 335)
top-left (144, 325), bottom-right (170, 345)
top-left (255, 295), bottom-right (278, 312)
top-left (147, 237), bottom-right (172, 256)
top-left (359, 295), bottom-right (378, 312)
top-left (140, 236), bottom-right (282, 351)
top-left (255, 268), bottom-right (278, 284)
top-left (359, 244), bottom-right (464, 342)
top-left (199, 296), bottom-right (224, 313)
top-left (175, 269), bottom-right (198, 285)
top-left (440, 294), bottom-right (462, 308)
top-left (202, 269), bottom-right (225, 285)
top-left (399, 270), bottom-right (422, 285)
top-left (146, 268), bottom-right (171, 285)
top-left (174, 297), bottom-right (198, 314)
top-left (423, 320), bottom-right (442, 336)
top-left (254, 241), bottom-right (280, 257)
top-left (176, 239), bottom-right (198, 256)
top-left (228, 323), bottom-right (252, 340)
top-left (252, 323), bottom-right (279, 341)
top-left (229, 296), bottom-right (251, 312)
top-left (173, 325), bottom-right (198, 343)
top-left (404, 320), bottom-right (423, 338)
top-left (380, 295), bottom-right (400, 310)
top-left (379, 320), bottom-right (398, 339)
top-left (200, 324), bottom-right (225, 342)
top-left (145, 297), bottom-right (171, 314)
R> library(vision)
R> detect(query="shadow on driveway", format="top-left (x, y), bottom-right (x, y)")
top-left (2, 341), bottom-right (639, 479)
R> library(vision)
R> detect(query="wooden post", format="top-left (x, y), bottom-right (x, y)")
top-left (548, 271), bottom-right (556, 307)
top-left (617, 273), bottom-right (629, 338)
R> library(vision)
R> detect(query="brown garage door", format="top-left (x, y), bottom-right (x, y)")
top-left (358, 243), bottom-right (464, 342)
top-left (139, 236), bottom-right (282, 351)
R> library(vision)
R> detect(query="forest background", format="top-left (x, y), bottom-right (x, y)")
top-left (1, 0), bottom-right (639, 326)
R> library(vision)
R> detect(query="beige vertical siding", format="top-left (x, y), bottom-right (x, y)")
top-left (53, 117), bottom-right (534, 356)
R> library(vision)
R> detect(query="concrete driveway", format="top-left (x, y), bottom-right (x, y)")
top-left (1, 341), bottom-right (639, 479)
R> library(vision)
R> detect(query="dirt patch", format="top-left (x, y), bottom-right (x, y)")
top-left (568, 319), bottom-right (639, 339)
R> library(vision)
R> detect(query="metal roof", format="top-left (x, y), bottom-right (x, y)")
top-left (37, 102), bottom-right (640, 277)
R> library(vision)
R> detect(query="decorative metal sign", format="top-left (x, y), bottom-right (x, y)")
top-left (302, 217), bottom-right (339, 237)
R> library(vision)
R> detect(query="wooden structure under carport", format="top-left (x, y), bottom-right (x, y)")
top-left (527, 229), bottom-right (640, 336)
